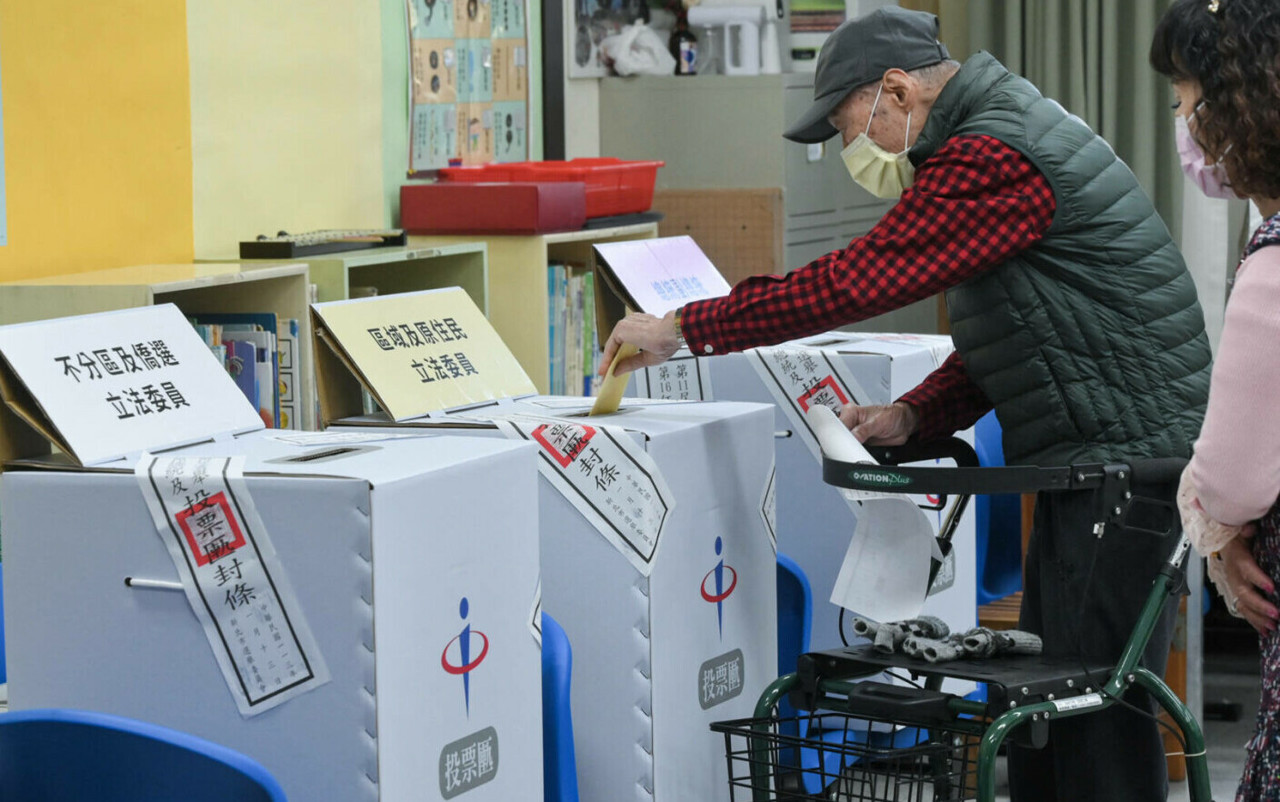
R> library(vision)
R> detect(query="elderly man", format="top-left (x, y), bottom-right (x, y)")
top-left (600, 7), bottom-right (1211, 801)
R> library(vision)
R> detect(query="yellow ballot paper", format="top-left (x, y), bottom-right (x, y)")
top-left (311, 288), bottom-right (536, 423)
top-left (590, 343), bottom-right (638, 416)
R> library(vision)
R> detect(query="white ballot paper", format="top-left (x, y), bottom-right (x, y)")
top-left (807, 406), bottom-right (941, 623)
top-left (136, 454), bottom-right (330, 716)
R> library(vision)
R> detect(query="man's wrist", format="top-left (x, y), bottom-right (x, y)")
top-left (894, 401), bottom-right (920, 434)
top-left (672, 308), bottom-right (687, 349)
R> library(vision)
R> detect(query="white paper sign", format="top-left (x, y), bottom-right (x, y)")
top-left (749, 345), bottom-right (873, 462)
top-left (0, 305), bottom-right (263, 465)
top-left (830, 499), bottom-right (937, 623)
top-left (454, 410), bottom-right (675, 576)
top-left (594, 236), bottom-right (731, 317)
top-left (136, 454), bottom-right (330, 716)
top-left (808, 405), bottom-right (943, 621)
top-left (633, 351), bottom-right (711, 401)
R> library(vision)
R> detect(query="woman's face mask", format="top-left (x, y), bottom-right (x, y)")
top-left (840, 84), bottom-right (915, 200)
top-left (1176, 103), bottom-right (1238, 200)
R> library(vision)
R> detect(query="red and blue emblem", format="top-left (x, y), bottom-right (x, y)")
top-left (441, 597), bottom-right (489, 716)
top-left (701, 536), bottom-right (738, 638)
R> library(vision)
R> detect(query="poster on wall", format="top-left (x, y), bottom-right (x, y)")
top-left (568, 0), bottom-right (650, 78)
top-left (407, 0), bottom-right (530, 172)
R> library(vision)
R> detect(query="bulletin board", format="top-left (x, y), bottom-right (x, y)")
top-left (407, 0), bottom-right (531, 172)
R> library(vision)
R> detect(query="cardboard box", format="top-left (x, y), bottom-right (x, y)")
top-left (0, 305), bottom-right (544, 802)
top-left (3, 432), bottom-right (544, 802)
top-left (336, 398), bottom-right (778, 802)
top-left (628, 332), bottom-right (977, 658)
top-left (401, 182), bottom-right (586, 235)
top-left (312, 289), bottom-right (779, 802)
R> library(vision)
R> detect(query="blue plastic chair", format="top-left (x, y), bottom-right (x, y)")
top-left (973, 411), bottom-right (1023, 605)
top-left (0, 708), bottom-right (286, 801)
top-left (777, 553), bottom-right (813, 677)
top-left (542, 613), bottom-right (579, 802)
top-left (0, 564), bottom-right (7, 684)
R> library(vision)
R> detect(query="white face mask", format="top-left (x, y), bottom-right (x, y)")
top-left (840, 84), bottom-right (915, 199)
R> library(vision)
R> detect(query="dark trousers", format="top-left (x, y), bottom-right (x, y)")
top-left (1007, 484), bottom-right (1179, 802)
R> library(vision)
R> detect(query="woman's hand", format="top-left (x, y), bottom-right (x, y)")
top-left (1220, 523), bottom-right (1279, 635)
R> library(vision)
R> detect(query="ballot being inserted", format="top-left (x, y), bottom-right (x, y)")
top-left (590, 343), bottom-right (638, 416)
top-left (807, 405), bottom-right (942, 624)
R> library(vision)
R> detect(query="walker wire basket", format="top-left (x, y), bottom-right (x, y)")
top-left (713, 709), bottom-right (983, 802)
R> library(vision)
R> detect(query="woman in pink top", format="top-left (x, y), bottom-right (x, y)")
top-left (1154, 0), bottom-right (1280, 797)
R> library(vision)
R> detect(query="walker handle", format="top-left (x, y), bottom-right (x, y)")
top-left (1125, 458), bottom-right (1187, 487)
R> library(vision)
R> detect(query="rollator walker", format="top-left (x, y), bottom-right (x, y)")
top-left (712, 409), bottom-right (1211, 802)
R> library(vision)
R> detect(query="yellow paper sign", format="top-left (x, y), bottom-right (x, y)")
top-left (312, 288), bottom-right (535, 422)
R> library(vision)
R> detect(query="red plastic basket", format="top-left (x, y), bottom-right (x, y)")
top-left (438, 158), bottom-right (664, 218)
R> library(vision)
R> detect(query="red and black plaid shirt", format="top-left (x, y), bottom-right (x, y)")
top-left (679, 134), bottom-right (1056, 441)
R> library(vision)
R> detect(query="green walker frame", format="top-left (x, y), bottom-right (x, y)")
top-left (713, 439), bottom-right (1211, 802)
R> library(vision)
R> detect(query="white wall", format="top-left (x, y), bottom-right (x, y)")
top-left (565, 77), bottom-right (602, 158)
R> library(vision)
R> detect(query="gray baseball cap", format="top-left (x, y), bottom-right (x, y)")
top-left (784, 6), bottom-right (950, 144)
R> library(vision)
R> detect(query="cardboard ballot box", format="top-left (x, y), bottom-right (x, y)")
top-left (628, 331), bottom-right (977, 655)
top-left (312, 288), bottom-right (779, 802)
top-left (0, 305), bottom-right (544, 802)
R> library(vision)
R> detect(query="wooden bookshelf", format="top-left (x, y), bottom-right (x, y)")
top-left (236, 241), bottom-right (488, 310)
top-left (0, 263), bottom-right (317, 430)
top-left (409, 223), bottom-right (659, 393)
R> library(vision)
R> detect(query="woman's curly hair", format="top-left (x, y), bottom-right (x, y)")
top-left (1152, 0), bottom-right (1280, 200)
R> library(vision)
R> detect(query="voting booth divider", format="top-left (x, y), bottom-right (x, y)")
top-left (627, 329), bottom-right (978, 666)
top-left (312, 285), bottom-right (778, 802)
top-left (0, 304), bottom-right (544, 802)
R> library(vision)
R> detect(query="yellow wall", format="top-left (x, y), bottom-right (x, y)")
top-left (0, 1), bottom-right (194, 280)
top-left (187, 0), bottom-right (385, 260)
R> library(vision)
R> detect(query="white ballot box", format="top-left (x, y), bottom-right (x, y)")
top-left (0, 305), bottom-right (543, 802)
top-left (313, 288), bottom-right (779, 802)
top-left (629, 331), bottom-right (978, 656)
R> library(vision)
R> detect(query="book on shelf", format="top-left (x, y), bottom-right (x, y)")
top-left (546, 263), bottom-right (603, 397)
top-left (188, 312), bottom-right (301, 429)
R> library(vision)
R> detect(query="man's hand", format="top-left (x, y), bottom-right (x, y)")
top-left (838, 402), bottom-right (920, 445)
top-left (1221, 524), bottom-right (1278, 635)
top-left (598, 310), bottom-right (680, 377)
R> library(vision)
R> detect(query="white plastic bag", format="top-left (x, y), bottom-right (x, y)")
top-left (600, 22), bottom-right (677, 76)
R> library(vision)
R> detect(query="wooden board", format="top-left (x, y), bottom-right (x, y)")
top-left (651, 189), bottom-right (785, 286)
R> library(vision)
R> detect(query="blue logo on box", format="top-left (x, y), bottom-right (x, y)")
top-left (701, 537), bottom-right (738, 638)
top-left (441, 597), bottom-right (489, 715)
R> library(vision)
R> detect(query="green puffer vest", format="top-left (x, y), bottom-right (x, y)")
top-left (909, 52), bottom-right (1212, 466)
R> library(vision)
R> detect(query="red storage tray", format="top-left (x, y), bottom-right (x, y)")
top-left (438, 158), bottom-right (664, 218)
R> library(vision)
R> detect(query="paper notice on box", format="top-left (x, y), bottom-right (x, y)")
top-left (748, 345), bottom-right (872, 463)
top-left (633, 352), bottom-right (711, 401)
top-left (456, 410), bottom-right (674, 575)
top-left (136, 455), bottom-right (330, 716)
